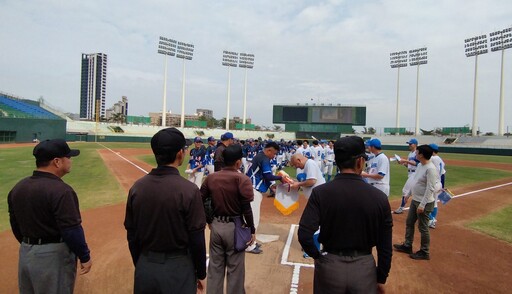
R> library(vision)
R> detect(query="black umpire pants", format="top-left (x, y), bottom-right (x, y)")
top-left (134, 250), bottom-right (196, 294)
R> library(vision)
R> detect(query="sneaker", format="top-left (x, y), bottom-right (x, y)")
top-left (255, 242), bottom-right (262, 249)
top-left (393, 243), bottom-right (413, 254)
top-left (409, 250), bottom-right (430, 260)
top-left (393, 207), bottom-right (404, 214)
top-left (429, 219), bottom-right (436, 229)
top-left (247, 247), bottom-right (263, 254)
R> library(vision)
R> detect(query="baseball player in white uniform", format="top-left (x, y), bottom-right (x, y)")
top-left (362, 139), bottom-right (390, 196)
top-left (394, 138), bottom-right (420, 214)
top-left (323, 140), bottom-right (335, 181)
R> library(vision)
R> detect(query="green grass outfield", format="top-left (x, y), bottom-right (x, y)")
top-left (1, 142), bottom-right (512, 243)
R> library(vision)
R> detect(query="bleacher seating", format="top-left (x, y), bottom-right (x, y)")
top-left (0, 95), bottom-right (60, 119)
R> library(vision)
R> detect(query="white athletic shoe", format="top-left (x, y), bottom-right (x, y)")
top-left (393, 207), bottom-right (404, 214)
top-left (428, 219), bottom-right (436, 229)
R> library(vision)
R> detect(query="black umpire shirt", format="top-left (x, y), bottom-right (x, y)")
top-left (298, 173), bottom-right (393, 284)
top-left (8, 170), bottom-right (91, 262)
top-left (124, 166), bottom-right (207, 279)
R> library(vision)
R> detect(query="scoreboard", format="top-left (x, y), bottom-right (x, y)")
top-left (273, 105), bottom-right (366, 125)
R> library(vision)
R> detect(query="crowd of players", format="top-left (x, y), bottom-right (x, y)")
top-left (185, 136), bottom-right (338, 188)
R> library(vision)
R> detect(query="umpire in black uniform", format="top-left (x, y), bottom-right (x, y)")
top-left (124, 128), bottom-right (207, 293)
top-left (298, 136), bottom-right (393, 294)
top-left (8, 139), bottom-right (92, 293)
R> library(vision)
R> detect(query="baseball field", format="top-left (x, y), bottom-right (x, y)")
top-left (1, 142), bottom-right (512, 293)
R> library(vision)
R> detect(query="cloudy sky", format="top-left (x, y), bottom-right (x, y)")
top-left (1, 0), bottom-right (511, 133)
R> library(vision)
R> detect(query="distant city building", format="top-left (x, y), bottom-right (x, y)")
top-left (80, 53), bottom-right (107, 121)
top-left (106, 96), bottom-right (128, 121)
top-left (149, 112), bottom-right (200, 126)
top-left (196, 108), bottom-right (213, 119)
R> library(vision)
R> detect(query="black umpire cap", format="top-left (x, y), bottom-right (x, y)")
top-left (151, 128), bottom-right (187, 155)
top-left (33, 139), bottom-right (80, 161)
top-left (334, 136), bottom-right (368, 161)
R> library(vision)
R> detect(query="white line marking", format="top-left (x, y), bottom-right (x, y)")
top-left (98, 143), bottom-right (149, 174)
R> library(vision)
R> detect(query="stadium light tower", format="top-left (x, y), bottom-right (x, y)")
top-left (389, 50), bottom-right (408, 135)
top-left (239, 53), bottom-right (255, 130)
top-left (409, 47), bottom-right (428, 136)
top-left (176, 41), bottom-right (194, 128)
top-left (464, 33), bottom-right (489, 136)
top-left (222, 51), bottom-right (239, 130)
top-left (490, 26), bottom-right (512, 136)
top-left (157, 36), bottom-right (177, 127)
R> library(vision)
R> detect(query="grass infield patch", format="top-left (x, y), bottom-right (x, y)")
top-left (466, 205), bottom-right (512, 243)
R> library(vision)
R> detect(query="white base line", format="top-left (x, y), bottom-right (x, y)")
top-left (396, 181), bottom-right (512, 212)
top-left (287, 181), bottom-right (512, 292)
top-left (98, 143), bottom-right (149, 174)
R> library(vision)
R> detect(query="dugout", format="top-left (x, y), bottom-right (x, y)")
top-left (0, 117), bottom-right (66, 143)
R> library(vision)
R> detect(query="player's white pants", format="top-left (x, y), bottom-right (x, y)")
top-left (324, 162), bottom-right (334, 176)
top-left (188, 171), bottom-right (204, 188)
top-left (243, 159), bottom-right (252, 175)
top-left (246, 189), bottom-right (263, 252)
top-left (205, 164), bottom-right (214, 175)
top-left (401, 174), bottom-right (417, 196)
top-left (372, 183), bottom-right (390, 197)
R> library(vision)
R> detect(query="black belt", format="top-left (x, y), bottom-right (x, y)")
top-left (325, 249), bottom-right (372, 257)
top-left (408, 169), bottom-right (416, 173)
top-left (214, 215), bottom-right (234, 223)
top-left (22, 236), bottom-right (63, 245)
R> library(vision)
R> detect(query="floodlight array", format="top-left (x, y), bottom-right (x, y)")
top-left (490, 27), bottom-right (512, 52)
top-left (464, 34), bottom-right (488, 57)
top-left (409, 47), bottom-right (428, 66)
top-left (158, 36), bottom-right (177, 56)
top-left (176, 42), bottom-right (194, 60)
top-left (222, 51), bottom-right (239, 67)
top-left (390, 51), bottom-right (408, 68)
top-left (239, 53), bottom-right (255, 69)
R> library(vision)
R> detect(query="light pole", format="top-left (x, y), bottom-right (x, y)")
top-left (176, 41), bottom-right (194, 128)
top-left (239, 53), bottom-right (255, 130)
top-left (490, 26), bottom-right (512, 136)
top-left (464, 34), bottom-right (488, 136)
top-left (409, 47), bottom-right (428, 136)
top-left (222, 51), bottom-right (239, 130)
top-left (157, 36), bottom-right (177, 127)
top-left (390, 50), bottom-right (408, 135)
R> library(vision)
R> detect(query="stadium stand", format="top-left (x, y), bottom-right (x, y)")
top-left (0, 95), bottom-right (60, 119)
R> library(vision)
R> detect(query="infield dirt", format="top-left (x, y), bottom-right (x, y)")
top-left (1, 148), bottom-right (511, 293)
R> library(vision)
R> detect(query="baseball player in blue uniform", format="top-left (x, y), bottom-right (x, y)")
top-left (204, 136), bottom-right (217, 176)
top-left (187, 137), bottom-right (207, 188)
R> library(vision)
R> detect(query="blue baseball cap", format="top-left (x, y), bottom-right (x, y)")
top-left (429, 143), bottom-right (439, 152)
top-left (194, 137), bottom-right (203, 143)
top-left (207, 136), bottom-right (216, 142)
top-left (407, 138), bottom-right (418, 145)
top-left (367, 138), bottom-right (382, 149)
top-left (221, 132), bottom-right (234, 141)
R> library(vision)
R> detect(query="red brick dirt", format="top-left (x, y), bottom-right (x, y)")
top-left (1, 148), bottom-right (511, 293)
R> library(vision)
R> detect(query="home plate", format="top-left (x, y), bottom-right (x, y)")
top-left (256, 234), bottom-right (280, 243)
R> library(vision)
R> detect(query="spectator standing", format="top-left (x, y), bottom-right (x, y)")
top-left (8, 139), bottom-right (92, 293)
top-left (124, 128), bottom-right (207, 293)
top-left (394, 145), bottom-right (437, 260)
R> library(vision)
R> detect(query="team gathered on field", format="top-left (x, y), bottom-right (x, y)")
top-left (8, 129), bottom-right (448, 293)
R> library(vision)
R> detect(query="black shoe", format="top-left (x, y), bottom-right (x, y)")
top-left (410, 250), bottom-right (430, 260)
top-left (393, 243), bottom-right (413, 254)
top-left (255, 242), bottom-right (262, 249)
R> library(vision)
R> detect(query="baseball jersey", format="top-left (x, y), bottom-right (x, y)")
top-left (366, 152), bottom-right (390, 195)
top-left (430, 155), bottom-right (446, 177)
top-left (313, 146), bottom-right (324, 164)
top-left (189, 146), bottom-right (206, 172)
top-left (406, 151), bottom-right (420, 176)
top-left (324, 146), bottom-right (335, 165)
top-left (205, 145), bottom-right (216, 166)
top-left (299, 159), bottom-right (326, 199)
top-left (246, 152), bottom-right (273, 193)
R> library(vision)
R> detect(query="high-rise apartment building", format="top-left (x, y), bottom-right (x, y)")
top-left (80, 53), bottom-right (107, 120)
